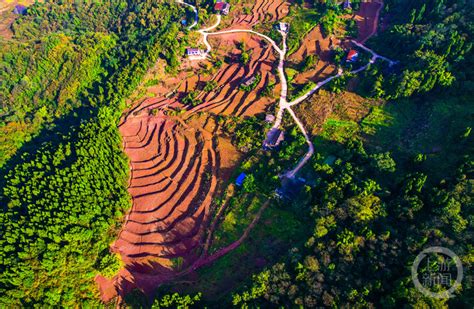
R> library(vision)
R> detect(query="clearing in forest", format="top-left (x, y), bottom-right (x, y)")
top-left (98, 0), bottom-right (390, 302)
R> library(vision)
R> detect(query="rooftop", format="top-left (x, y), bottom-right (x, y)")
top-left (346, 49), bottom-right (358, 62)
top-left (13, 5), bottom-right (27, 15)
top-left (265, 114), bottom-right (275, 123)
top-left (242, 76), bottom-right (257, 87)
top-left (264, 128), bottom-right (284, 149)
top-left (235, 172), bottom-right (247, 186)
top-left (215, 1), bottom-right (230, 14)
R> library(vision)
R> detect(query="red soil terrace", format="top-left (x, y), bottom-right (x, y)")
top-left (96, 99), bottom-right (219, 301)
top-left (288, 25), bottom-right (339, 86)
top-left (186, 33), bottom-right (279, 117)
top-left (97, 0), bottom-right (384, 302)
top-left (227, 0), bottom-right (290, 28)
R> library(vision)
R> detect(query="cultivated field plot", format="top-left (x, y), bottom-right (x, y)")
top-left (287, 25), bottom-right (338, 87)
top-left (226, 0), bottom-right (290, 28)
top-left (186, 33), bottom-right (279, 117)
top-left (97, 100), bottom-right (219, 300)
top-left (117, 111), bottom-right (217, 265)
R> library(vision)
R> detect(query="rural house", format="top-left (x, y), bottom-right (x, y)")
top-left (186, 48), bottom-right (204, 57)
top-left (263, 128), bottom-right (284, 149)
top-left (13, 4), bottom-right (27, 15)
top-left (275, 176), bottom-right (305, 199)
top-left (346, 49), bottom-right (359, 62)
top-left (235, 173), bottom-right (247, 187)
top-left (278, 22), bottom-right (290, 33)
top-left (214, 0), bottom-right (230, 15)
top-left (343, 0), bottom-right (351, 10)
top-left (241, 76), bottom-right (257, 88)
top-left (265, 114), bottom-right (275, 123)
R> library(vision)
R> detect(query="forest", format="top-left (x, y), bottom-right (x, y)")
top-left (0, 0), bottom-right (186, 167)
top-left (232, 139), bottom-right (472, 307)
top-left (0, 0), bottom-right (187, 306)
top-left (361, 0), bottom-right (473, 99)
top-left (227, 0), bottom-right (474, 307)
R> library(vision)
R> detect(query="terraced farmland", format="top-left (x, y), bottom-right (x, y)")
top-left (97, 0), bottom-right (392, 302)
top-left (230, 0), bottom-right (290, 28)
top-left (97, 104), bottom-right (219, 300)
top-left (186, 33), bottom-right (278, 117)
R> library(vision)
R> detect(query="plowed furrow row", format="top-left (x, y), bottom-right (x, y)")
top-left (188, 65), bottom-right (243, 114)
top-left (133, 132), bottom-right (184, 179)
top-left (131, 138), bottom-right (201, 208)
top-left (125, 123), bottom-right (157, 150)
top-left (219, 49), bottom-right (273, 115)
top-left (119, 212), bottom-right (204, 247)
top-left (134, 97), bottom-right (169, 114)
top-left (122, 119), bottom-right (144, 139)
top-left (133, 148), bottom-right (206, 214)
top-left (132, 128), bottom-right (182, 179)
top-left (235, 72), bottom-right (271, 116)
top-left (124, 120), bottom-right (154, 146)
top-left (129, 123), bottom-right (169, 168)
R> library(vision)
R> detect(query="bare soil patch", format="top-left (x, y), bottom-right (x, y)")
top-left (354, 0), bottom-right (383, 43)
top-left (99, 104), bottom-right (223, 301)
top-left (287, 25), bottom-right (339, 87)
top-left (182, 32), bottom-right (278, 117)
top-left (225, 0), bottom-right (290, 29)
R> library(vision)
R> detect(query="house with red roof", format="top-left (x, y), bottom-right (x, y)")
top-left (346, 49), bottom-right (359, 62)
top-left (214, 0), bottom-right (230, 15)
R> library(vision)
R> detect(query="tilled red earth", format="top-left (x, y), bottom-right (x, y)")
top-left (186, 33), bottom-right (279, 118)
top-left (355, 0), bottom-right (383, 43)
top-left (95, 1), bottom-right (293, 302)
top-left (228, 0), bottom-right (290, 28)
top-left (96, 100), bottom-right (218, 301)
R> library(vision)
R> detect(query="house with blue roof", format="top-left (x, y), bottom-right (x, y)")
top-left (13, 5), bottom-right (27, 15)
top-left (235, 172), bottom-right (247, 187)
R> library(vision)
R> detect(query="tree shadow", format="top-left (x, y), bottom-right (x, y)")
top-left (0, 105), bottom-right (98, 203)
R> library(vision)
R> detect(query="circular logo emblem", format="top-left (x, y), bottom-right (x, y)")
top-left (411, 246), bottom-right (463, 299)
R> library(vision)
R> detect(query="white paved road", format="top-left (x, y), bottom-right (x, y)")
top-left (175, 0), bottom-right (396, 179)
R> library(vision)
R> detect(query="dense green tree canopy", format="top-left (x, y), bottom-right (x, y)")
top-left (0, 0), bottom-right (187, 306)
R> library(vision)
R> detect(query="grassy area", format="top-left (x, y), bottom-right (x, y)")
top-left (210, 194), bottom-right (265, 250)
top-left (319, 104), bottom-right (394, 143)
top-left (285, 5), bottom-right (322, 55)
top-left (366, 96), bottom-right (474, 182)
top-left (360, 105), bottom-right (395, 135)
top-left (320, 118), bottom-right (360, 143)
top-left (309, 91), bottom-right (473, 183)
top-left (166, 200), bottom-right (308, 304)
